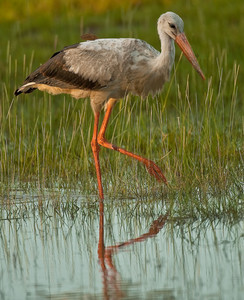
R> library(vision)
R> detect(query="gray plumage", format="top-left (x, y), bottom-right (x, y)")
top-left (15, 12), bottom-right (187, 113)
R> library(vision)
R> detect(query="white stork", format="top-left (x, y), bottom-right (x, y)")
top-left (15, 12), bottom-right (205, 199)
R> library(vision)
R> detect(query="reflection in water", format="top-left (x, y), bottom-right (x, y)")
top-left (0, 189), bottom-right (243, 299)
top-left (98, 199), bottom-right (168, 299)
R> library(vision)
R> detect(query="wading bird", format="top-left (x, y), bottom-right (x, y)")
top-left (15, 12), bottom-right (205, 199)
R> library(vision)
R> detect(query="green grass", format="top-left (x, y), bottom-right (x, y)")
top-left (0, 0), bottom-right (243, 202)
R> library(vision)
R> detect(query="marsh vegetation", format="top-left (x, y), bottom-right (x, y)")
top-left (0, 0), bottom-right (243, 299)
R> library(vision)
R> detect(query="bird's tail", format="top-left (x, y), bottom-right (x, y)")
top-left (14, 82), bottom-right (36, 96)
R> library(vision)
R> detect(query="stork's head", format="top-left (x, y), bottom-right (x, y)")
top-left (158, 12), bottom-right (184, 39)
top-left (158, 12), bottom-right (205, 80)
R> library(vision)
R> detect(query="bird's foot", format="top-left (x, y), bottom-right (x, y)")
top-left (144, 160), bottom-right (167, 185)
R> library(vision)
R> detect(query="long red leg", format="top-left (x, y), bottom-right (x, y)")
top-left (98, 99), bottom-right (167, 184)
top-left (91, 112), bottom-right (104, 199)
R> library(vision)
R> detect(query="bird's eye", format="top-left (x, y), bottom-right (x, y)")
top-left (168, 23), bottom-right (176, 29)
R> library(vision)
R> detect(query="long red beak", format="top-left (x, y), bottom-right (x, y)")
top-left (175, 33), bottom-right (205, 80)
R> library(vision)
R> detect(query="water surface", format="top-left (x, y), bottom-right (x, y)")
top-left (0, 188), bottom-right (243, 299)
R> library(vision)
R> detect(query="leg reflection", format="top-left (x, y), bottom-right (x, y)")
top-left (97, 200), bottom-right (168, 299)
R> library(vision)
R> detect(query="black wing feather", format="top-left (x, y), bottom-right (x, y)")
top-left (16, 44), bottom-right (104, 95)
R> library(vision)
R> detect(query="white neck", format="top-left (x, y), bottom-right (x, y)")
top-left (155, 31), bottom-right (175, 79)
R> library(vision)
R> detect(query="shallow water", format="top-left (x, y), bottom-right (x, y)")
top-left (0, 188), bottom-right (243, 300)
